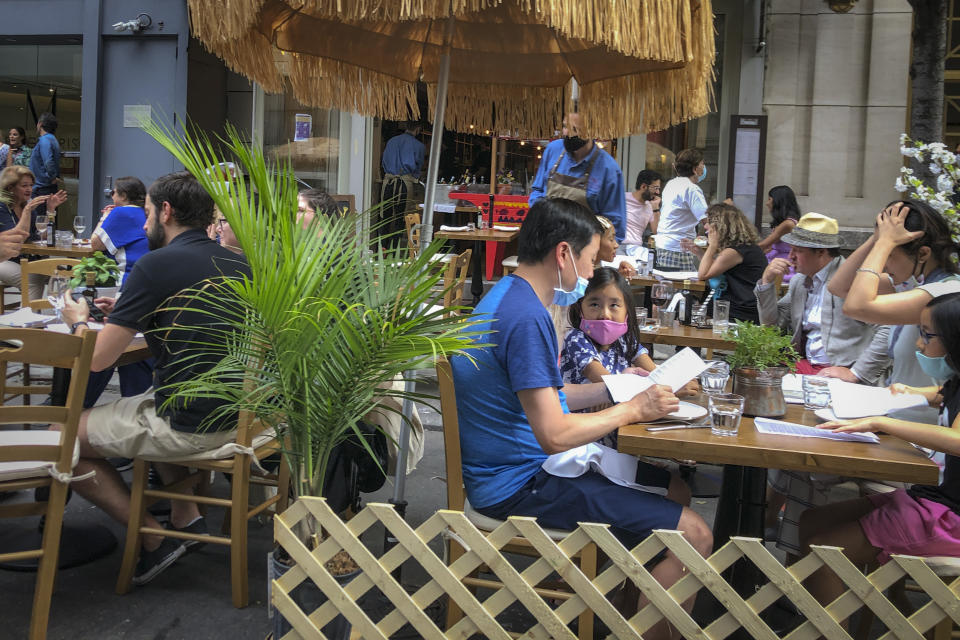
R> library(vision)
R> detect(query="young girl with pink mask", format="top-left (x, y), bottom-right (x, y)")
top-left (561, 267), bottom-right (655, 391)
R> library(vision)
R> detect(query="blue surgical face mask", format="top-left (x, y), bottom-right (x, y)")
top-left (698, 165), bottom-right (708, 183)
top-left (916, 350), bottom-right (956, 383)
top-left (553, 254), bottom-right (588, 306)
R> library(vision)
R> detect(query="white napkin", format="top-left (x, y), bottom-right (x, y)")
top-left (493, 225), bottom-right (517, 232)
top-left (439, 225), bottom-right (470, 232)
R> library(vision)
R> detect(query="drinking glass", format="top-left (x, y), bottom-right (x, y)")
top-left (802, 376), bottom-right (831, 410)
top-left (657, 308), bottom-right (675, 330)
top-left (46, 273), bottom-right (70, 321)
top-left (635, 308), bottom-right (648, 329)
top-left (709, 393), bottom-right (745, 437)
top-left (713, 299), bottom-right (731, 335)
top-left (650, 282), bottom-right (673, 314)
top-left (72, 215), bottom-right (86, 237)
top-left (699, 361), bottom-right (730, 395)
top-left (55, 231), bottom-right (74, 248)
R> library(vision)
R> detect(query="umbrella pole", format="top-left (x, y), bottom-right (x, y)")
top-left (384, 375), bottom-right (415, 582)
top-left (420, 15), bottom-right (455, 245)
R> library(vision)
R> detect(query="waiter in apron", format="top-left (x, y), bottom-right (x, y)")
top-left (528, 112), bottom-right (627, 241)
top-left (380, 121), bottom-right (426, 246)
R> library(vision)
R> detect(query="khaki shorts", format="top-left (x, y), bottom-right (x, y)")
top-left (86, 390), bottom-right (237, 460)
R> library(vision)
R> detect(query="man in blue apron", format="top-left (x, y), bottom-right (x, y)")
top-left (380, 121), bottom-right (425, 245)
top-left (529, 112), bottom-right (626, 240)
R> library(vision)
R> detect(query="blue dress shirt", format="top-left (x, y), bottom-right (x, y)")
top-left (528, 139), bottom-right (627, 241)
top-left (381, 133), bottom-right (425, 176)
top-left (29, 133), bottom-right (60, 189)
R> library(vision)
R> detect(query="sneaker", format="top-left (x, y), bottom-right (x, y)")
top-left (132, 537), bottom-right (185, 586)
top-left (108, 457), bottom-right (134, 472)
top-left (169, 516), bottom-right (210, 553)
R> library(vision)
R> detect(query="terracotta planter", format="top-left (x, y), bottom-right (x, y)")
top-left (732, 367), bottom-right (787, 417)
top-left (497, 183), bottom-right (513, 195)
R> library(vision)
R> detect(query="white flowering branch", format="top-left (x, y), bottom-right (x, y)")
top-left (898, 134), bottom-right (960, 246)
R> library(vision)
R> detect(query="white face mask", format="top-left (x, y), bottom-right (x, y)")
top-left (895, 276), bottom-right (918, 292)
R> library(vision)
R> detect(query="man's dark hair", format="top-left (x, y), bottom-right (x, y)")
top-left (37, 112), bottom-right (57, 134)
top-left (517, 197), bottom-right (602, 264)
top-left (148, 171), bottom-right (215, 229)
top-left (635, 168), bottom-right (662, 191)
top-left (114, 176), bottom-right (146, 207)
top-left (674, 148), bottom-right (703, 177)
top-left (299, 188), bottom-right (341, 218)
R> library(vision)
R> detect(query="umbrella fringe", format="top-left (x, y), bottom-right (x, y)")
top-left (188, 0), bottom-right (266, 46)
top-left (197, 29), bottom-right (286, 94)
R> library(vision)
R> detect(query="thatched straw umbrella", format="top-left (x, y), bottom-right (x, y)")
top-left (187, 0), bottom-right (715, 236)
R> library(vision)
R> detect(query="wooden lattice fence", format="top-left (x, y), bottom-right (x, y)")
top-left (271, 497), bottom-right (960, 640)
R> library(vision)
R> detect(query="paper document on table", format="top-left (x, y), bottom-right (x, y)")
top-left (652, 269), bottom-right (700, 281)
top-left (782, 373), bottom-right (804, 404)
top-left (603, 348), bottom-right (708, 402)
top-left (827, 379), bottom-right (928, 419)
top-left (0, 308), bottom-right (56, 328)
top-left (754, 417), bottom-right (879, 443)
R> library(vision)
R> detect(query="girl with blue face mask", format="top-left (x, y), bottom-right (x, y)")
top-left (801, 292), bottom-right (960, 608)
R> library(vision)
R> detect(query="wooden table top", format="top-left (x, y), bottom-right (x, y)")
top-left (435, 228), bottom-right (519, 242)
top-left (637, 323), bottom-right (736, 350)
top-left (22, 242), bottom-right (96, 259)
top-left (618, 402), bottom-right (939, 484)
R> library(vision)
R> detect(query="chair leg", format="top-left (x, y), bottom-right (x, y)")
top-left (229, 462), bottom-right (250, 608)
top-left (116, 459), bottom-right (150, 595)
top-left (577, 543), bottom-right (597, 640)
top-left (197, 470), bottom-right (211, 517)
top-left (29, 480), bottom-right (69, 640)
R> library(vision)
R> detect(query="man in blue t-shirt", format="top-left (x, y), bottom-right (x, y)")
top-left (451, 197), bottom-right (712, 630)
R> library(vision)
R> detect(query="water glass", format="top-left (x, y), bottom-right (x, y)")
top-left (700, 361), bottom-right (730, 395)
top-left (709, 393), bottom-right (745, 437)
top-left (657, 308), bottom-right (675, 330)
top-left (802, 375), bottom-right (831, 410)
top-left (647, 310), bottom-right (661, 331)
top-left (713, 299), bottom-right (731, 335)
top-left (636, 308), bottom-right (648, 328)
top-left (55, 230), bottom-right (74, 248)
top-left (46, 274), bottom-right (70, 321)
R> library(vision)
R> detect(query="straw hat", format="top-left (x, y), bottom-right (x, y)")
top-left (781, 212), bottom-right (842, 249)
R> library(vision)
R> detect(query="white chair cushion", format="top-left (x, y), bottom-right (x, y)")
top-left (429, 253), bottom-right (457, 264)
top-left (501, 255), bottom-right (519, 268)
top-left (0, 430), bottom-right (78, 482)
top-left (464, 497), bottom-right (572, 541)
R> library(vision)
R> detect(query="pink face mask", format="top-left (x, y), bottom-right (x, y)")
top-left (580, 318), bottom-right (628, 346)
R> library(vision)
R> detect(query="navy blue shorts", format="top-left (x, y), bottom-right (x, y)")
top-left (476, 467), bottom-right (683, 549)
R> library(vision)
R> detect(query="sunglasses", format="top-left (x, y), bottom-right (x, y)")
top-left (919, 326), bottom-right (941, 345)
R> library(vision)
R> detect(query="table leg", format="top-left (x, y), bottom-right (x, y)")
top-left (714, 465), bottom-right (768, 592)
top-left (470, 239), bottom-right (484, 304)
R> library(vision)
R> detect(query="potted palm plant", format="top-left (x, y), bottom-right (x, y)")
top-left (140, 120), bottom-right (487, 638)
top-left (726, 320), bottom-right (798, 417)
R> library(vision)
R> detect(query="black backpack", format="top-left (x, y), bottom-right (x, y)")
top-left (322, 421), bottom-right (389, 514)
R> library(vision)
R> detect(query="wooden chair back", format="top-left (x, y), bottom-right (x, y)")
top-left (20, 259), bottom-right (80, 311)
top-left (441, 248), bottom-right (472, 312)
top-left (436, 358), bottom-right (465, 511)
top-left (405, 212), bottom-right (421, 258)
top-left (0, 327), bottom-right (97, 640)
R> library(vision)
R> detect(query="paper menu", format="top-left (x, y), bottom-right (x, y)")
top-left (0, 308), bottom-right (55, 328)
top-left (754, 417), bottom-right (879, 444)
top-left (826, 379), bottom-right (928, 419)
top-left (602, 347), bottom-right (709, 402)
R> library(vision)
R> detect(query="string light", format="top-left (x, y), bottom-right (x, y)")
top-left (469, 124), bottom-right (474, 129)
top-left (537, 154), bottom-right (541, 159)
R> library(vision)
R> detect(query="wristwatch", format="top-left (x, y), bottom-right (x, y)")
top-left (70, 321), bottom-right (89, 333)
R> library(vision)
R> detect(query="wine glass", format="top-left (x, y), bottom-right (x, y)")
top-left (72, 215), bottom-right (86, 238)
top-left (46, 273), bottom-right (71, 321)
top-left (34, 214), bottom-right (47, 243)
top-left (650, 282), bottom-right (674, 313)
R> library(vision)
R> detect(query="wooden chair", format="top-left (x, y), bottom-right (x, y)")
top-left (0, 327), bottom-right (97, 639)
top-left (405, 212), bottom-right (456, 263)
top-left (8, 260), bottom-right (80, 406)
top-left (441, 248), bottom-right (472, 311)
top-left (115, 409), bottom-right (291, 608)
top-left (501, 254), bottom-right (518, 275)
top-left (436, 359), bottom-right (599, 639)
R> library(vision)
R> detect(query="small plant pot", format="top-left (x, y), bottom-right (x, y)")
top-left (269, 549), bottom-right (360, 640)
top-left (497, 183), bottom-right (513, 195)
top-left (732, 367), bottom-right (787, 417)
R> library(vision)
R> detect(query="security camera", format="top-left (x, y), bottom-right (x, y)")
top-left (113, 13), bottom-right (152, 33)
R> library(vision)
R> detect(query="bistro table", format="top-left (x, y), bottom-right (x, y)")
top-left (637, 323), bottom-right (736, 354)
top-left (618, 400), bottom-right (938, 597)
top-left (21, 241), bottom-right (96, 259)
top-left (435, 227), bottom-right (520, 304)
top-left (0, 333), bottom-right (152, 571)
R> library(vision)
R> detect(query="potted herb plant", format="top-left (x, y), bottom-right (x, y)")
top-left (141, 120), bottom-right (487, 638)
top-left (725, 320), bottom-right (798, 417)
top-left (496, 169), bottom-right (515, 195)
top-left (69, 251), bottom-right (121, 298)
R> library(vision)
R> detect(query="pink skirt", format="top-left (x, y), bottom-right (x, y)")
top-left (860, 489), bottom-right (960, 563)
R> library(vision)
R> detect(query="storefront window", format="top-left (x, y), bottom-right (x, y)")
top-left (0, 43), bottom-right (82, 220)
top-left (261, 80), bottom-right (339, 191)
